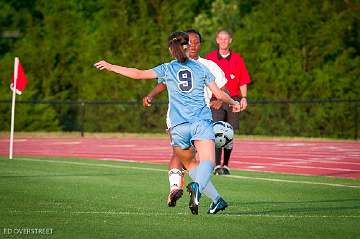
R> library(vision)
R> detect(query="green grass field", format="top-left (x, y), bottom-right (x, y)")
top-left (0, 156), bottom-right (359, 239)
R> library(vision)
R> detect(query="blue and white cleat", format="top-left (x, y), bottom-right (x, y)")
top-left (207, 197), bottom-right (228, 214)
top-left (186, 182), bottom-right (201, 215)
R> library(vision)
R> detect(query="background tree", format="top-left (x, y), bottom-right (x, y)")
top-left (0, 0), bottom-right (359, 138)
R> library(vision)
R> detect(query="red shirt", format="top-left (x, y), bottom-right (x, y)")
top-left (206, 50), bottom-right (251, 97)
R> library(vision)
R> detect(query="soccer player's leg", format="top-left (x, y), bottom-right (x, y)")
top-left (167, 167), bottom-right (184, 207)
top-left (187, 120), bottom-right (216, 214)
top-left (167, 148), bottom-right (195, 207)
top-left (207, 197), bottom-right (228, 214)
top-left (187, 141), bottom-right (214, 215)
top-left (214, 151), bottom-right (223, 175)
top-left (224, 105), bottom-right (240, 175)
top-left (170, 123), bottom-right (200, 212)
top-left (211, 106), bottom-right (226, 175)
top-left (188, 165), bottom-right (228, 214)
top-left (222, 141), bottom-right (233, 175)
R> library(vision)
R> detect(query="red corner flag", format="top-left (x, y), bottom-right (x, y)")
top-left (10, 58), bottom-right (28, 95)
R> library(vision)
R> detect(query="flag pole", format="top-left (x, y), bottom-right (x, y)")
top-left (9, 57), bottom-right (19, 159)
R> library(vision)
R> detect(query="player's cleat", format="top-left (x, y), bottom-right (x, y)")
top-left (213, 165), bottom-right (223, 175)
top-left (222, 166), bottom-right (231, 175)
top-left (167, 188), bottom-right (183, 207)
top-left (207, 197), bottom-right (228, 214)
top-left (187, 182), bottom-right (201, 215)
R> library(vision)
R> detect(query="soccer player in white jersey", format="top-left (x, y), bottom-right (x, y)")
top-left (143, 29), bottom-right (230, 214)
top-left (94, 31), bottom-right (240, 215)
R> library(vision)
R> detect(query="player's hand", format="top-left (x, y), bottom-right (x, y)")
top-left (209, 100), bottom-right (223, 110)
top-left (94, 60), bottom-right (112, 71)
top-left (231, 101), bottom-right (241, 112)
top-left (143, 96), bottom-right (153, 107)
top-left (240, 97), bottom-right (247, 111)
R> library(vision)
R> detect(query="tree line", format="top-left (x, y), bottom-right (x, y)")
top-left (0, 0), bottom-right (359, 138)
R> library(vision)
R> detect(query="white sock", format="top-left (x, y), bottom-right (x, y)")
top-left (168, 168), bottom-right (182, 191)
top-left (189, 167), bottom-right (220, 203)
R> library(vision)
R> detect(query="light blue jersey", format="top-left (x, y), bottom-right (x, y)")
top-left (153, 59), bottom-right (215, 128)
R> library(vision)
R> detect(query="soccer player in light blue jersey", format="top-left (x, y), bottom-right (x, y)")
top-left (143, 29), bottom-right (232, 214)
top-left (94, 31), bottom-right (240, 215)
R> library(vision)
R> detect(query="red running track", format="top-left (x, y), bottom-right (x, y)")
top-left (0, 137), bottom-right (359, 179)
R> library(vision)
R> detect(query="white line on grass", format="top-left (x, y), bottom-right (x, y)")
top-left (226, 175), bottom-right (360, 189)
top-left (17, 157), bottom-right (168, 172)
top-left (17, 158), bottom-right (360, 189)
top-left (10, 210), bottom-right (360, 219)
top-left (232, 161), bottom-right (360, 172)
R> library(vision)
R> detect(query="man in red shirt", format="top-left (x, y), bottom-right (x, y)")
top-left (206, 30), bottom-right (251, 175)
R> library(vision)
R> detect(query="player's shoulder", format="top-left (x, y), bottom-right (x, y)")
top-left (188, 59), bottom-right (206, 69)
top-left (198, 57), bottom-right (210, 64)
top-left (157, 61), bottom-right (172, 71)
top-left (167, 60), bottom-right (187, 70)
top-left (156, 61), bottom-right (171, 69)
top-left (168, 59), bottom-right (179, 66)
top-left (173, 59), bottom-right (206, 75)
top-left (198, 57), bottom-right (222, 72)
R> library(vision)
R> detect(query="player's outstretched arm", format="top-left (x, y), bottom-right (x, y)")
top-left (94, 60), bottom-right (157, 79)
top-left (207, 82), bottom-right (241, 112)
top-left (143, 83), bottom-right (167, 107)
top-left (209, 99), bottom-right (222, 110)
top-left (209, 86), bottom-right (228, 110)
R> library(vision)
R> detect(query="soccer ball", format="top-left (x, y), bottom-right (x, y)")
top-left (213, 121), bottom-right (234, 148)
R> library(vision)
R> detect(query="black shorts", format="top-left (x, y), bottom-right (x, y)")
top-left (211, 96), bottom-right (241, 131)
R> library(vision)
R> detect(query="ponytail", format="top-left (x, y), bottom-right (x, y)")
top-left (168, 32), bottom-right (189, 63)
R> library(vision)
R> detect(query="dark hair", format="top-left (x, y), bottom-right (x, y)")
top-left (168, 31), bottom-right (189, 63)
top-left (185, 29), bottom-right (202, 43)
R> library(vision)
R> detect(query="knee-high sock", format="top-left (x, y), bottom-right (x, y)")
top-left (215, 147), bottom-right (222, 166)
top-left (223, 148), bottom-right (232, 166)
top-left (168, 168), bottom-right (182, 190)
top-left (194, 160), bottom-right (213, 191)
top-left (189, 167), bottom-right (220, 203)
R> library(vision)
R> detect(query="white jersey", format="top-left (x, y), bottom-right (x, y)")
top-left (164, 57), bottom-right (227, 129)
top-left (197, 57), bottom-right (227, 106)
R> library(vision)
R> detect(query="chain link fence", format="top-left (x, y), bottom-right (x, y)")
top-left (1, 99), bottom-right (359, 139)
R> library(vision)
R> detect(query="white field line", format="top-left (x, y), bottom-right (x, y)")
top-left (227, 175), bottom-right (360, 188)
top-left (9, 209), bottom-right (360, 219)
top-left (236, 156), bottom-right (360, 165)
top-left (16, 158), bottom-right (360, 189)
top-left (231, 161), bottom-right (360, 172)
top-left (17, 157), bottom-right (168, 172)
